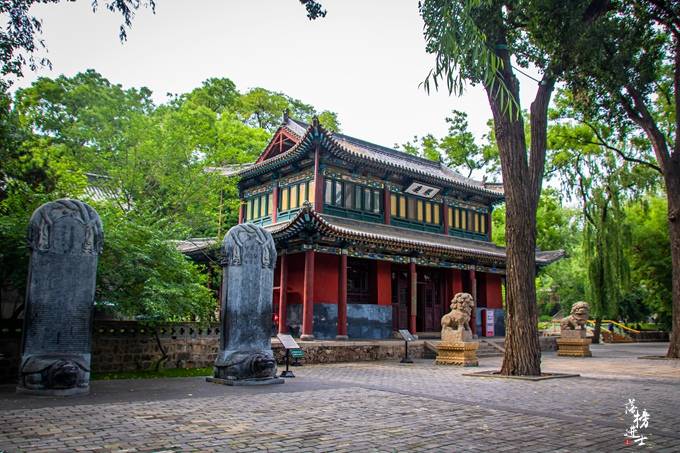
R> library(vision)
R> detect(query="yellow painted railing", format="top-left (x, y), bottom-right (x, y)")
top-left (586, 320), bottom-right (640, 335)
top-left (548, 319), bottom-right (640, 335)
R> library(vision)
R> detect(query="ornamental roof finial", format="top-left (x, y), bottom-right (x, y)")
top-left (283, 109), bottom-right (290, 124)
top-left (312, 115), bottom-right (320, 128)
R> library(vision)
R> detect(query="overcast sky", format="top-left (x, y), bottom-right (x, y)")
top-left (16, 0), bottom-right (542, 148)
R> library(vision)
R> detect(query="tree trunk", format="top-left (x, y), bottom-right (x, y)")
top-left (499, 185), bottom-right (542, 375)
top-left (665, 159), bottom-right (680, 358)
top-left (485, 82), bottom-right (549, 376)
top-left (592, 316), bottom-right (602, 345)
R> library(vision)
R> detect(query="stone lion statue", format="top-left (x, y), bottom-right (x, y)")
top-left (560, 301), bottom-right (590, 330)
top-left (441, 292), bottom-right (474, 342)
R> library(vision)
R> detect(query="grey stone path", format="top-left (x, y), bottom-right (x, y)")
top-left (1, 343), bottom-right (679, 452)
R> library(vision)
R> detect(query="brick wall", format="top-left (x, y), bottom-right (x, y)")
top-left (1, 321), bottom-right (427, 383)
top-left (91, 322), bottom-right (220, 373)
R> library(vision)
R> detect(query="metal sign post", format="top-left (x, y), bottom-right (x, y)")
top-left (398, 329), bottom-right (415, 364)
top-left (277, 334), bottom-right (300, 378)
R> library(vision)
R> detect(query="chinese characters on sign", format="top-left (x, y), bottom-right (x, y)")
top-left (624, 398), bottom-right (650, 447)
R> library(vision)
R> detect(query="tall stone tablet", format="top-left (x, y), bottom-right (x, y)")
top-left (208, 223), bottom-right (283, 386)
top-left (17, 199), bottom-right (103, 396)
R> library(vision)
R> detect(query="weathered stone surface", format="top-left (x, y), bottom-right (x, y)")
top-left (435, 342), bottom-right (480, 366)
top-left (437, 292), bottom-right (478, 366)
top-left (211, 224), bottom-right (282, 385)
top-left (560, 301), bottom-right (590, 331)
top-left (561, 329), bottom-right (587, 339)
top-left (17, 199), bottom-right (103, 396)
top-left (557, 337), bottom-right (593, 357)
top-left (557, 302), bottom-right (592, 357)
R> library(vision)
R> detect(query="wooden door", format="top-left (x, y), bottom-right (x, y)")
top-left (391, 270), bottom-right (409, 330)
top-left (418, 271), bottom-right (440, 332)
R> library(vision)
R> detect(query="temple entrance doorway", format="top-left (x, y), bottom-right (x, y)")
top-left (391, 267), bottom-right (409, 331)
top-left (417, 268), bottom-right (444, 332)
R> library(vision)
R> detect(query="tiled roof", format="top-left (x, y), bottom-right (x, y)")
top-left (238, 118), bottom-right (504, 201)
top-left (265, 204), bottom-right (563, 266)
top-left (172, 238), bottom-right (219, 260)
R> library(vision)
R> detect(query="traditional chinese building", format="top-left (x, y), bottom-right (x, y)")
top-left (234, 114), bottom-right (562, 340)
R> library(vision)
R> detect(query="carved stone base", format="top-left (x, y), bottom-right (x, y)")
top-left (206, 376), bottom-right (284, 386)
top-left (556, 336), bottom-right (592, 357)
top-left (435, 341), bottom-right (479, 366)
top-left (16, 385), bottom-right (90, 396)
top-left (16, 353), bottom-right (91, 397)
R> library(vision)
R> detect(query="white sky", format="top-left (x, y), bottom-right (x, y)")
top-left (14, 0), bottom-right (543, 148)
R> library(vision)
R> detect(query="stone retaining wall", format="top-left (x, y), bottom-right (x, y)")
top-left (273, 340), bottom-right (425, 364)
top-left (0, 320), bottom-right (600, 384)
top-left (91, 322), bottom-right (220, 373)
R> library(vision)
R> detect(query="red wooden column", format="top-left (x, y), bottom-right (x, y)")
top-left (313, 145), bottom-right (323, 213)
top-left (383, 186), bottom-right (391, 225)
top-left (301, 249), bottom-right (315, 340)
top-left (238, 202), bottom-right (244, 224)
top-left (336, 251), bottom-right (348, 339)
top-left (271, 185), bottom-right (279, 224)
top-left (277, 253), bottom-right (288, 334)
top-left (409, 259), bottom-right (417, 335)
top-left (451, 269), bottom-right (464, 295)
top-left (470, 269), bottom-right (478, 337)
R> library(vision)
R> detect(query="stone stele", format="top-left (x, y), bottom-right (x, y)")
top-left (207, 223), bottom-right (283, 386)
top-left (17, 199), bottom-right (103, 396)
top-left (436, 292), bottom-right (479, 366)
top-left (557, 301), bottom-right (592, 357)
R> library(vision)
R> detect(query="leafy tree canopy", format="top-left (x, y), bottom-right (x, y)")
top-left (0, 70), bottom-right (338, 323)
top-left (399, 110), bottom-right (499, 179)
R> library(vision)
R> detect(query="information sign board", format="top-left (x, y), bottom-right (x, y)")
top-left (398, 329), bottom-right (416, 342)
top-left (485, 310), bottom-right (495, 337)
top-left (277, 333), bottom-right (300, 350)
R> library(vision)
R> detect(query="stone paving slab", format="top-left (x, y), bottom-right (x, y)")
top-left (0, 343), bottom-right (677, 452)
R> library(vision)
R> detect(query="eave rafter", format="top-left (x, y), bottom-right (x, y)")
top-left (266, 203), bottom-right (563, 268)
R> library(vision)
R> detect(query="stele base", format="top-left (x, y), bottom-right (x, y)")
top-left (206, 376), bottom-right (284, 386)
top-left (16, 385), bottom-right (89, 396)
top-left (436, 341), bottom-right (480, 367)
top-left (557, 330), bottom-right (592, 357)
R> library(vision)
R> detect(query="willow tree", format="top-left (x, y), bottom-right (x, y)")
top-left (580, 170), bottom-right (630, 343)
top-left (420, 1), bottom-right (611, 375)
top-left (525, 0), bottom-right (680, 358)
top-left (548, 90), bottom-right (659, 341)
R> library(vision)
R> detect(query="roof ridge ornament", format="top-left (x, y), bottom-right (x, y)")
top-left (282, 109), bottom-right (290, 124)
top-left (312, 115), bottom-right (320, 128)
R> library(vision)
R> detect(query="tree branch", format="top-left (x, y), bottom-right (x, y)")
top-left (579, 120), bottom-right (662, 173)
top-left (620, 85), bottom-right (671, 171)
top-left (529, 73), bottom-right (556, 210)
top-left (642, 0), bottom-right (680, 36)
top-left (575, 154), bottom-right (596, 227)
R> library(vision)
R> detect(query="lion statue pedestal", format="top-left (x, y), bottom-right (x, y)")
top-left (436, 292), bottom-right (479, 367)
top-left (557, 302), bottom-right (592, 357)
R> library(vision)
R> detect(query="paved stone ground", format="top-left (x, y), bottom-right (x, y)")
top-left (1, 343), bottom-right (678, 452)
